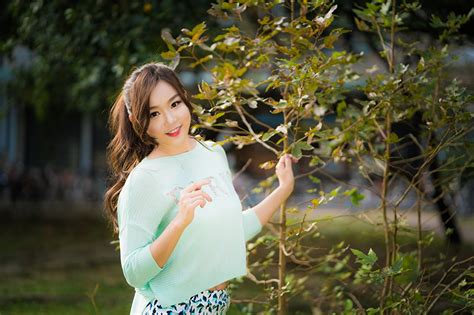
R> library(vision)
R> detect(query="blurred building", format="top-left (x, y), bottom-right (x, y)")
top-left (0, 47), bottom-right (108, 205)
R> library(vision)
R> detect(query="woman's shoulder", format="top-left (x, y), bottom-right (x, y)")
top-left (200, 139), bottom-right (225, 154)
top-left (119, 166), bottom-right (168, 208)
top-left (198, 139), bottom-right (231, 169)
top-left (123, 165), bottom-right (159, 193)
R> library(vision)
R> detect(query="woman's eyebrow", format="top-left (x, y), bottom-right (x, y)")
top-left (149, 93), bottom-right (180, 110)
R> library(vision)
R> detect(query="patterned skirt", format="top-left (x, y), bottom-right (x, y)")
top-left (143, 289), bottom-right (230, 315)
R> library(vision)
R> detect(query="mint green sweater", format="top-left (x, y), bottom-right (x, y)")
top-left (117, 139), bottom-right (262, 314)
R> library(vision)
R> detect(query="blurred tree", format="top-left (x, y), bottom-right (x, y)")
top-left (335, 0), bottom-right (474, 64)
top-left (1, 0), bottom-right (216, 119)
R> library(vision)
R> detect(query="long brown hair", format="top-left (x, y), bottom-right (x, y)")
top-left (104, 63), bottom-right (198, 234)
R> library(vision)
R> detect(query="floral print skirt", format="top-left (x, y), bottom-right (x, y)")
top-left (143, 289), bottom-right (230, 315)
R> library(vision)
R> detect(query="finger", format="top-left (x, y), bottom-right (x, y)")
top-left (288, 154), bottom-right (299, 163)
top-left (276, 159), bottom-right (282, 169)
top-left (188, 195), bottom-right (206, 202)
top-left (186, 190), bottom-right (212, 202)
top-left (285, 154), bottom-right (297, 164)
top-left (275, 157), bottom-right (283, 168)
top-left (184, 179), bottom-right (212, 193)
top-left (203, 191), bottom-right (212, 202)
top-left (189, 198), bottom-right (206, 209)
top-left (187, 196), bottom-right (206, 206)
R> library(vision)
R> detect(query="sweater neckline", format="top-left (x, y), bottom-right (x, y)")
top-left (143, 138), bottom-right (201, 163)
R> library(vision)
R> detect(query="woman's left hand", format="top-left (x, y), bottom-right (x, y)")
top-left (275, 153), bottom-right (298, 194)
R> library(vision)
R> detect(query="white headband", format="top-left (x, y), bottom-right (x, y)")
top-left (122, 63), bottom-right (171, 116)
top-left (123, 77), bottom-right (133, 116)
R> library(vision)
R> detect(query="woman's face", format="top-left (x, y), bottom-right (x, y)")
top-left (146, 80), bottom-right (191, 149)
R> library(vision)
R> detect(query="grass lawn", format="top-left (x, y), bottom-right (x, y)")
top-left (0, 217), bottom-right (131, 315)
top-left (0, 217), bottom-right (264, 315)
top-left (0, 211), bottom-right (472, 314)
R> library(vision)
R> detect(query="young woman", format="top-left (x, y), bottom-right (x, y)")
top-left (104, 62), bottom-right (298, 314)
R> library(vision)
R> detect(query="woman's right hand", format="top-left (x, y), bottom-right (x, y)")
top-left (175, 178), bottom-right (213, 228)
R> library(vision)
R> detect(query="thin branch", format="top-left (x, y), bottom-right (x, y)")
top-left (246, 271), bottom-right (280, 285)
top-left (424, 256), bottom-right (474, 311)
top-left (232, 158), bottom-right (253, 182)
top-left (234, 102), bottom-right (280, 156)
top-left (425, 265), bottom-right (474, 314)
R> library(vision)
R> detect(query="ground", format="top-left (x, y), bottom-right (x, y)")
top-left (0, 205), bottom-right (473, 314)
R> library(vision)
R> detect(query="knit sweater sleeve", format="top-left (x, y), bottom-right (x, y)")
top-left (213, 142), bottom-right (263, 242)
top-left (117, 167), bottom-right (171, 289)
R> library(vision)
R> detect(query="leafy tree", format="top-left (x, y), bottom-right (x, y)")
top-left (161, 0), bottom-right (473, 313)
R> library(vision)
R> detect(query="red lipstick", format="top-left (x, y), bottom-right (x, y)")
top-left (166, 126), bottom-right (181, 137)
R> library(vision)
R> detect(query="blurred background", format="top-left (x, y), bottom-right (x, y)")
top-left (0, 1), bottom-right (473, 314)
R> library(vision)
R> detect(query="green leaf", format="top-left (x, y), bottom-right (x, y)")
top-left (291, 143), bottom-right (302, 159)
top-left (344, 299), bottom-right (354, 311)
top-left (262, 130), bottom-right (278, 141)
top-left (380, 0), bottom-right (391, 16)
top-left (391, 256), bottom-right (403, 274)
top-left (169, 53), bottom-right (180, 70)
top-left (291, 141), bottom-right (314, 159)
top-left (190, 54), bottom-right (213, 68)
top-left (329, 187), bottom-right (340, 198)
top-left (354, 17), bottom-right (370, 32)
top-left (336, 100), bottom-right (347, 116)
top-left (309, 155), bottom-right (324, 167)
top-left (367, 308), bottom-right (380, 315)
top-left (343, 188), bottom-right (365, 206)
top-left (161, 28), bottom-right (177, 47)
top-left (195, 81), bottom-right (218, 100)
top-left (323, 34), bottom-right (338, 49)
top-left (351, 248), bottom-right (378, 266)
top-left (309, 175), bottom-right (321, 184)
top-left (387, 133), bottom-right (399, 144)
top-left (161, 50), bottom-right (177, 60)
top-left (189, 22), bottom-right (207, 42)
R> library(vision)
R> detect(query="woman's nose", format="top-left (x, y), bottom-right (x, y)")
top-left (163, 111), bottom-right (177, 125)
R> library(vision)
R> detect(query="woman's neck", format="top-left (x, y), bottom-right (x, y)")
top-left (148, 136), bottom-right (196, 158)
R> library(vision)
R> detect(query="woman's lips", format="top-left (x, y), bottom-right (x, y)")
top-left (166, 126), bottom-right (181, 137)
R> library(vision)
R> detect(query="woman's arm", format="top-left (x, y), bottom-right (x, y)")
top-left (150, 179), bottom-right (212, 268)
top-left (120, 171), bottom-right (211, 288)
top-left (251, 185), bottom-right (293, 226)
top-left (148, 217), bottom-right (187, 268)
top-left (213, 143), bottom-right (297, 239)
top-left (251, 154), bottom-right (298, 226)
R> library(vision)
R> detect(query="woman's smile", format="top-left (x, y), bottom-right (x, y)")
top-left (166, 125), bottom-right (182, 137)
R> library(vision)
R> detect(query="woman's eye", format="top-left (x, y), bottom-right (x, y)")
top-left (149, 101), bottom-right (180, 118)
top-left (171, 100), bottom-right (182, 108)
